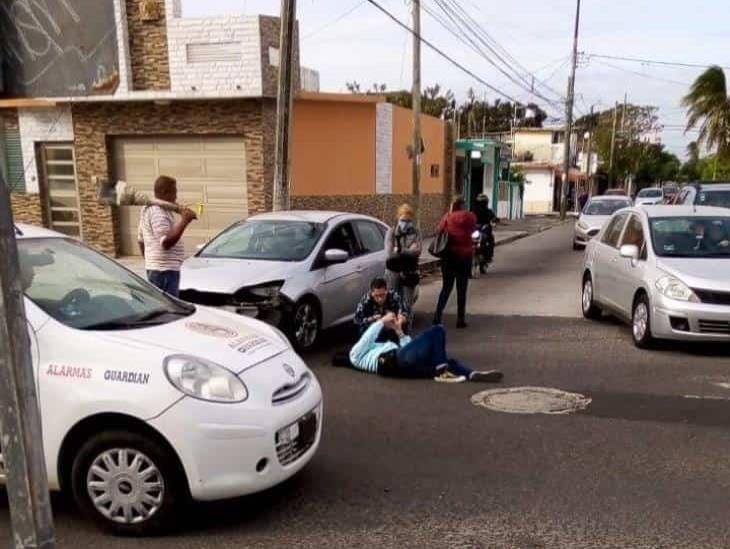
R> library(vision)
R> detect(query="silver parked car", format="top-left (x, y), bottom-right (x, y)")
top-left (634, 187), bottom-right (664, 207)
top-left (573, 195), bottom-right (632, 250)
top-left (180, 211), bottom-right (389, 350)
top-left (581, 205), bottom-right (730, 348)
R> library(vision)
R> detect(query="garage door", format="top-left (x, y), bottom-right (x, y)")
top-left (114, 137), bottom-right (248, 256)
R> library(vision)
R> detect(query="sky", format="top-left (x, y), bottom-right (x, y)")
top-left (182, 0), bottom-right (730, 159)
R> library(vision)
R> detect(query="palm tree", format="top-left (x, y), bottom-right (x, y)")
top-left (682, 66), bottom-right (730, 179)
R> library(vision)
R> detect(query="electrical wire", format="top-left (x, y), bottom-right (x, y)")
top-left (590, 59), bottom-right (692, 87)
top-left (302, 1), bottom-right (366, 40)
top-left (365, 0), bottom-right (523, 104)
top-left (586, 53), bottom-right (730, 71)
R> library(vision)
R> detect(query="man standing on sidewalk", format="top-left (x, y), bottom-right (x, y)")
top-left (137, 175), bottom-right (197, 297)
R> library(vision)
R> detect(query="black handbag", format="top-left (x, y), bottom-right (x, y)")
top-left (428, 229), bottom-right (450, 258)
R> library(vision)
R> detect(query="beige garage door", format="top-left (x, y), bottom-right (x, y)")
top-left (115, 136), bottom-right (248, 256)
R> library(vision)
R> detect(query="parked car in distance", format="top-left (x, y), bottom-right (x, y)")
top-left (5, 225), bottom-right (322, 535)
top-left (573, 195), bottom-right (633, 250)
top-left (180, 211), bottom-right (390, 351)
top-left (581, 205), bottom-right (730, 348)
top-left (604, 188), bottom-right (629, 196)
top-left (634, 187), bottom-right (664, 206)
top-left (662, 182), bottom-right (680, 203)
top-left (671, 182), bottom-right (730, 208)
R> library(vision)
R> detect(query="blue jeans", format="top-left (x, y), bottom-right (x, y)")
top-left (147, 270), bottom-right (180, 297)
top-left (395, 325), bottom-right (472, 378)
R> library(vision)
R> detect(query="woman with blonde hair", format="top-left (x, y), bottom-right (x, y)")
top-left (385, 203), bottom-right (422, 323)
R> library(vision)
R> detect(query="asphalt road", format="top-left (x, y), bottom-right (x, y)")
top-left (4, 223), bottom-right (730, 548)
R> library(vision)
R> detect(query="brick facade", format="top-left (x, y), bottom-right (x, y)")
top-left (126, 0), bottom-right (171, 91)
top-left (259, 16), bottom-right (300, 98)
top-left (71, 99), bottom-right (270, 255)
top-left (10, 193), bottom-right (44, 226)
top-left (292, 193), bottom-right (448, 235)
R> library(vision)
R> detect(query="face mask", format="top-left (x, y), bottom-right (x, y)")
top-left (398, 219), bottom-right (413, 231)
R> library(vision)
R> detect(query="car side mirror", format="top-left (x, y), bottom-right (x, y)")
top-left (620, 244), bottom-right (639, 261)
top-left (324, 248), bottom-right (349, 264)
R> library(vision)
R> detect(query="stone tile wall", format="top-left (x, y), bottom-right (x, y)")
top-left (126, 0), bottom-right (171, 90)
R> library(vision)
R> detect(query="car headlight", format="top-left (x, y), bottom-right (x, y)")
top-left (164, 355), bottom-right (248, 403)
top-left (655, 275), bottom-right (699, 303)
top-left (248, 281), bottom-right (284, 299)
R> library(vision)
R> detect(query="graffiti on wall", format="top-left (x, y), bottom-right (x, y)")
top-left (0, 0), bottom-right (119, 97)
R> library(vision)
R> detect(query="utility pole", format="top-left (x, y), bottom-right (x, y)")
top-left (585, 105), bottom-right (594, 198)
top-left (272, 0), bottom-right (296, 211)
top-left (0, 173), bottom-right (56, 549)
top-left (560, 0), bottom-right (581, 220)
top-left (620, 92), bottom-right (628, 133)
top-left (412, 0), bottom-right (422, 228)
top-left (609, 101), bottom-right (619, 187)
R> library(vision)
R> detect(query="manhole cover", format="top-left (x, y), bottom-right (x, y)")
top-left (471, 387), bottom-right (591, 415)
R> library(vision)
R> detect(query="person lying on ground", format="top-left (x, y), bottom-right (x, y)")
top-left (354, 277), bottom-right (409, 343)
top-left (348, 313), bottom-right (503, 383)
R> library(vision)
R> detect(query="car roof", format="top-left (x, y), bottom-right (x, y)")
top-left (14, 224), bottom-right (67, 239)
top-left (692, 182), bottom-right (730, 191)
top-left (590, 195), bottom-right (632, 202)
top-left (639, 205), bottom-right (730, 218)
top-left (247, 210), bottom-right (384, 224)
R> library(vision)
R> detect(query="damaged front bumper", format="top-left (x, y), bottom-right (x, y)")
top-left (180, 287), bottom-right (293, 326)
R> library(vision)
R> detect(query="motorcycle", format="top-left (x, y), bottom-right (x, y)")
top-left (471, 223), bottom-right (495, 278)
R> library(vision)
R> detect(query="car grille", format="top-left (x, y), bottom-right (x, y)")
top-left (272, 373), bottom-right (311, 405)
top-left (179, 289), bottom-right (230, 306)
top-left (698, 320), bottom-right (730, 335)
top-left (693, 289), bottom-right (730, 306)
top-left (276, 409), bottom-right (318, 466)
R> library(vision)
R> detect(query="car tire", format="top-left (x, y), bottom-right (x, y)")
top-left (70, 430), bottom-right (187, 536)
top-left (290, 298), bottom-right (321, 352)
top-left (632, 293), bottom-right (655, 349)
top-left (581, 275), bottom-right (602, 320)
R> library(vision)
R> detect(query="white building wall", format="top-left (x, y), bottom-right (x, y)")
top-left (165, 13), bottom-right (263, 96)
top-left (18, 107), bottom-right (74, 193)
top-left (375, 103), bottom-right (393, 194)
top-left (113, 0), bottom-right (133, 94)
top-left (522, 168), bottom-right (554, 214)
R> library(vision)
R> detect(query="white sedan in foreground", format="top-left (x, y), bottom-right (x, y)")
top-left (582, 206), bottom-right (730, 347)
top-left (1, 225), bottom-right (322, 536)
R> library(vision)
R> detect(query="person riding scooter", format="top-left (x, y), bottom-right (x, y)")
top-left (473, 194), bottom-right (498, 273)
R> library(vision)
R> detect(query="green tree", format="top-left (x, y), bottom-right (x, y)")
top-left (682, 66), bottom-right (730, 166)
top-left (679, 141), bottom-right (701, 181)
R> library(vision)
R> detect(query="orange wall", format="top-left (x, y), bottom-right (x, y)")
top-left (291, 100), bottom-right (376, 196)
top-left (392, 105), bottom-right (446, 195)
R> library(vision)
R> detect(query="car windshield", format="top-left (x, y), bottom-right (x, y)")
top-left (638, 188), bottom-right (662, 198)
top-left (584, 200), bottom-right (631, 216)
top-left (650, 217), bottom-right (730, 257)
top-left (200, 220), bottom-right (326, 261)
top-left (696, 190), bottom-right (730, 208)
top-left (19, 238), bottom-right (193, 330)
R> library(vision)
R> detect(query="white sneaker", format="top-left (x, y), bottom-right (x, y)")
top-left (434, 371), bottom-right (466, 383)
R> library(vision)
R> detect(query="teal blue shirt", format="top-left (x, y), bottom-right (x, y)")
top-left (349, 321), bottom-right (412, 373)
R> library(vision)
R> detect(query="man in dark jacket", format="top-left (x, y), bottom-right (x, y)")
top-left (354, 277), bottom-right (408, 343)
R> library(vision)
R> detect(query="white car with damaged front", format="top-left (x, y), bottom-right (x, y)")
top-left (2, 225), bottom-right (322, 536)
top-left (581, 205), bottom-right (730, 348)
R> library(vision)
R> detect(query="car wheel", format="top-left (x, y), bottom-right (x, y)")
top-left (71, 430), bottom-right (187, 536)
top-left (632, 293), bottom-right (654, 348)
top-left (291, 298), bottom-right (321, 351)
top-left (581, 275), bottom-right (602, 320)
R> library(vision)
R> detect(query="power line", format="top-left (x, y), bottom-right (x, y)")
top-left (590, 59), bottom-right (691, 87)
top-left (432, 0), bottom-right (566, 105)
top-left (586, 53), bottom-right (730, 71)
top-left (419, 0), bottom-right (562, 111)
top-left (301, 1), bottom-right (366, 40)
top-left (365, 0), bottom-right (523, 104)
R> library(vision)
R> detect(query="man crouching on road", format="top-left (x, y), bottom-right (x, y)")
top-left (349, 311), bottom-right (503, 384)
top-left (137, 175), bottom-right (197, 297)
top-left (354, 277), bottom-right (409, 343)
